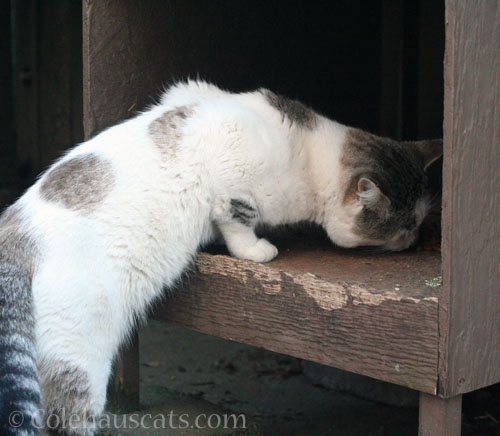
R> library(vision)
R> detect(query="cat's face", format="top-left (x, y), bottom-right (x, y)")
top-left (327, 129), bottom-right (442, 251)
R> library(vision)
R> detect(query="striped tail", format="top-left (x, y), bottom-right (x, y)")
top-left (0, 263), bottom-right (41, 436)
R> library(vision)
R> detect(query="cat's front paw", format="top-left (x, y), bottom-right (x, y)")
top-left (231, 238), bottom-right (278, 263)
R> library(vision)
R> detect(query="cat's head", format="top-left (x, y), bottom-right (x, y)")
top-left (326, 129), bottom-right (442, 251)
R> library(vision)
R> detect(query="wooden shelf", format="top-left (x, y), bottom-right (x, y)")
top-left (81, 2), bottom-right (500, 433)
top-left (154, 232), bottom-right (441, 394)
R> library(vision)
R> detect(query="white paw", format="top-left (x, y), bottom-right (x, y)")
top-left (232, 238), bottom-right (278, 263)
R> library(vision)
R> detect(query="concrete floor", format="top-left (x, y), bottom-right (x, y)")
top-left (99, 321), bottom-right (500, 436)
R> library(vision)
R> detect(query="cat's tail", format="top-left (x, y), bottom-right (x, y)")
top-left (0, 262), bottom-right (41, 436)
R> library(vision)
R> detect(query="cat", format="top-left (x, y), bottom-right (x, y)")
top-left (0, 80), bottom-right (441, 436)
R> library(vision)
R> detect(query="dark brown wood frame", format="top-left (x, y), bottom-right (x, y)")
top-left (82, 2), bottom-right (500, 435)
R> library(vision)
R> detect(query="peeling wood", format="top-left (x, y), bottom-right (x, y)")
top-left (197, 253), bottom-right (438, 310)
top-left (293, 273), bottom-right (349, 310)
top-left (350, 286), bottom-right (439, 307)
top-left (155, 242), bottom-right (440, 394)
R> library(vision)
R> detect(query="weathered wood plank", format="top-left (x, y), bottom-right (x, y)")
top-left (155, 239), bottom-right (440, 393)
top-left (83, 0), bottom-right (166, 138)
top-left (419, 393), bottom-right (462, 436)
top-left (441, 0), bottom-right (500, 397)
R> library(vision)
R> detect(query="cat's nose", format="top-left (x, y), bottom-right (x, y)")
top-left (385, 229), bottom-right (417, 251)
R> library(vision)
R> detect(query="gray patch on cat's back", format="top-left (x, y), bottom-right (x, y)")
top-left (230, 199), bottom-right (258, 226)
top-left (261, 89), bottom-right (317, 130)
top-left (40, 153), bottom-right (114, 211)
top-left (149, 105), bottom-right (194, 157)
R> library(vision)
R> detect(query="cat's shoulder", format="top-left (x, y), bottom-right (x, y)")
top-left (158, 80), bottom-right (274, 111)
top-left (159, 80), bottom-right (231, 106)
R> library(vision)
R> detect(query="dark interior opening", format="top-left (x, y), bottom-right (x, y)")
top-left (1, 0), bottom-right (444, 211)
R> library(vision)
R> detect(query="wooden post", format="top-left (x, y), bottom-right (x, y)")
top-left (106, 332), bottom-right (140, 414)
top-left (419, 393), bottom-right (462, 436)
top-left (440, 0), bottom-right (500, 397)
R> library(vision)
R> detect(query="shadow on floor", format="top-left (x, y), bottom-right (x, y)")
top-left (99, 321), bottom-right (500, 436)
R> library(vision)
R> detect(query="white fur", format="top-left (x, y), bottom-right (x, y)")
top-left (14, 80), bottom-right (371, 433)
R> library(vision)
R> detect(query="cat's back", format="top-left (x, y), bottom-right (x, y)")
top-left (160, 80), bottom-right (289, 135)
top-left (159, 81), bottom-right (293, 168)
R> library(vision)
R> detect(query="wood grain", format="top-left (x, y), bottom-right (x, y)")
top-left (155, 237), bottom-right (441, 393)
top-left (419, 393), bottom-right (462, 436)
top-left (441, 0), bottom-right (500, 397)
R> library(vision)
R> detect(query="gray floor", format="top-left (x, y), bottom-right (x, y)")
top-left (100, 321), bottom-right (500, 436)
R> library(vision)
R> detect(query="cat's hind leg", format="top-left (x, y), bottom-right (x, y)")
top-left (38, 354), bottom-right (111, 436)
top-left (213, 197), bottom-right (278, 262)
top-left (33, 252), bottom-right (122, 436)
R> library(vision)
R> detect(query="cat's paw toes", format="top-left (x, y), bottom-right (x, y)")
top-left (254, 238), bottom-right (278, 262)
top-left (233, 239), bottom-right (278, 263)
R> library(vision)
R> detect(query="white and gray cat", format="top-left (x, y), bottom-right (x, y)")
top-left (0, 81), bottom-right (441, 436)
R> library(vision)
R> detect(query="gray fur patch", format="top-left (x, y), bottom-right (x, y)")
top-left (342, 128), bottom-right (428, 243)
top-left (40, 154), bottom-right (114, 211)
top-left (230, 199), bottom-right (258, 226)
top-left (39, 360), bottom-right (96, 434)
top-left (149, 105), bottom-right (194, 157)
top-left (0, 205), bottom-right (37, 275)
top-left (261, 89), bottom-right (317, 129)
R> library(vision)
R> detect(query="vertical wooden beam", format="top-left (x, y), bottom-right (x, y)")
top-left (106, 333), bottom-right (140, 414)
top-left (441, 0), bottom-right (500, 397)
top-left (83, 0), bottom-right (142, 411)
top-left (419, 393), bottom-right (462, 436)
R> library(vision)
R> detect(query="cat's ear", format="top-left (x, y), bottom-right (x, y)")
top-left (356, 177), bottom-right (390, 210)
top-left (412, 139), bottom-right (443, 171)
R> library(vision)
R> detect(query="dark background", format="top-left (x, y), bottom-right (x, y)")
top-left (1, 0), bottom-right (444, 204)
